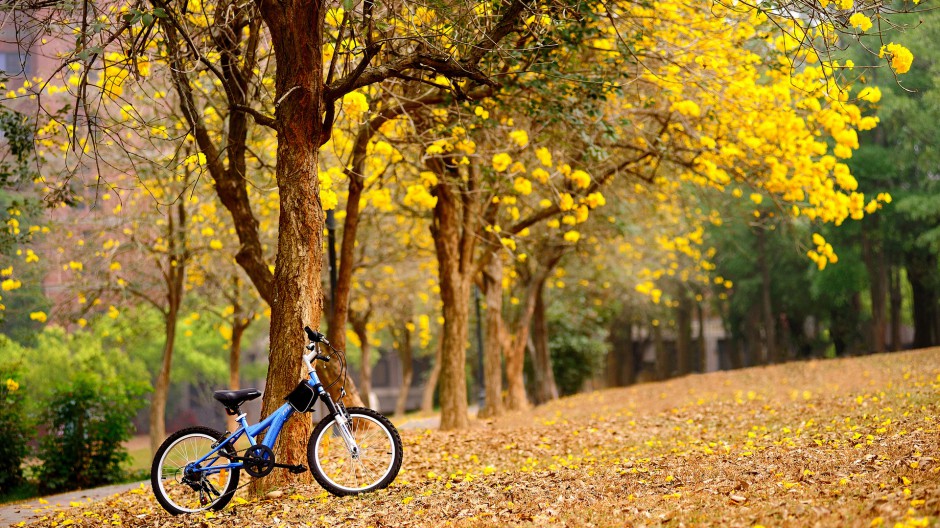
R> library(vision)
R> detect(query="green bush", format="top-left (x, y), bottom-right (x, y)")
top-left (549, 331), bottom-right (608, 396)
top-left (36, 374), bottom-right (146, 493)
top-left (0, 362), bottom-right (29, 494)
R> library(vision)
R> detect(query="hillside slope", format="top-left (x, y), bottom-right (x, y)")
top-left (20, 349), bottom-right (940, 527)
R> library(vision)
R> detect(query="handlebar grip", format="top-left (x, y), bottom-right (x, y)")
top-left (304, 326), bottom-right (325, 343)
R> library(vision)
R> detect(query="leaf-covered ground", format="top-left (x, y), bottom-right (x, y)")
top-left (15, 349), bottom-right (940, 527)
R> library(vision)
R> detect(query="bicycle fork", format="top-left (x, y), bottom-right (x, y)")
top-left (332, 413), bottom-right (361, 458)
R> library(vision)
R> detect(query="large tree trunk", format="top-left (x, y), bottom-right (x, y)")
top-left (394, 323), bottom-right (414, 417)
top-left (254, 2), bottom-right (328, 491)
top-left (530, 281), bottom-right (558, 403)
top-left (420, 336), bottom-right (443, 413)
top-left (478, 256), bottom-right (504, 418)
top-left (756, 228), bottom-right (778, 364)
top-left (351, 312), bottom-right (373, 409)
top-left (431, 178), bottom-right (472, 430)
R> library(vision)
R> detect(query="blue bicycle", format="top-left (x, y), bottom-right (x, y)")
top-left (150, 327), bottom-right (403, 515)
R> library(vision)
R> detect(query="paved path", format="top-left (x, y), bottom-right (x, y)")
top-left (0, 481), bottom-right (147, 527)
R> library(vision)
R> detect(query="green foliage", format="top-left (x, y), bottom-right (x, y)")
top-left (0, 326), bottom-right (150, 494)
top-left (35, 374), bottom-right (146, 493)
top-left (0, 361), bottom-right (30, 494)
top-left (546, 307), bottom-right (608, 396)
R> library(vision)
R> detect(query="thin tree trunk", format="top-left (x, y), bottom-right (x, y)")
top-left (351, 313), bottom-right (372, 409)
top-left (907, 250), bottom-right (939, 349)
top-left (478, 257), bottom-right (504, 418)
top-left (226, 314), bottom-right (249, 434)
top-left (149, 202), bottom-right (186, 455)
top-left (862, 224), bottom-right (887, 353)
top-left (150, 313), bottom-right (178, 455)
top-left (697, 297), bottom-right (707, 372)
top-left (394, 323), bottom-right (414, 417)
top-left (890, 265), bottom-right (903, 351)
top-left (653, 322), bottom-right (667, 380)
top-left (530, 281), bottom-right (558, 403)
top-left (676, 289), bottom-right (692, 375)
top-left (756, 228), bottom-right (778, 364)
top-left (420, 336), bottom-right (443, 413)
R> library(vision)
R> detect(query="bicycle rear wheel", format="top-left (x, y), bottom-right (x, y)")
top-left (151, 426), bottom-right (239, 515)
top-left (307, 407), bottom-right (402, 496)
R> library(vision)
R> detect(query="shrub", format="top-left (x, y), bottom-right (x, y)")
top-left (36, 374), bottom-right (146, 493)
top-left (549, 331), bottom-right (608, 396)
top-left (0, 362), bottom-right (29, 494)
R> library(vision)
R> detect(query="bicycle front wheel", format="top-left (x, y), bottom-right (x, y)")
top-left (307, 407), bottom-right (403, 496)
top-left (151, 426), bottom-right (239, 515)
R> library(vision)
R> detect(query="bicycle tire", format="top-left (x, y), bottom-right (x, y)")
top-left (307, 407), bottom-right (403, 496)
top-left (151, 426), bottom-right (239, 515)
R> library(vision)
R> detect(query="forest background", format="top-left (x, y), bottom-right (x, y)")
top-left (0, 0), bottom-right (937, 502)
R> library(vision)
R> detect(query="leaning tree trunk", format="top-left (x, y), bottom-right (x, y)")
top-left (478, 256), bottom-right (505, 418)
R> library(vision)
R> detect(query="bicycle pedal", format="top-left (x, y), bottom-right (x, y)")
top-left (288, 464), bottom-right (307, 474)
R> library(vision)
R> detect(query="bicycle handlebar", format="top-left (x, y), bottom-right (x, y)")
top-left (304, 326), bottom-right (326, 344)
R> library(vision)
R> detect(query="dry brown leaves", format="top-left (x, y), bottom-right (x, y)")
top-left (16, 349), bottom-right (940, 527)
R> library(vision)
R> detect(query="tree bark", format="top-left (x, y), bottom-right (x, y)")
top-left (890, 265), bottom-right (903, 351)
top-left (420, 336), bottom-right (443, 413)
top-left (149, 202), bottom-right (187, 455)
top-left (253, 0), bottom-right (328, 491)
top-left (907, 249), bottom-right (939, 349)
top-left (756, 228), bottom-right (778, 364)
top-left (653, 322), bottom-right (667, 380)
top-left (350, 311), bottom-right (372, 409)
top-left (431, 174), bottom-right (474, 430)
top-left (394, 322), bottom-right (414, 417)
top-left (226, 295), bottom-right (251, 433)
top-left (676, 289), bottom-right (692, 375)
top-left (862, 222), bottom-right (887, 353)
top-left (696, 297), bottom-right (707, 372)
top-left (530, 281), bottom-right (558, 403)
top-left (478, 256), bottom-right (504, 418)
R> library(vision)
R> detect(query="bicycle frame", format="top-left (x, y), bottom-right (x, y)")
top-left (186, 366), bottom-right (346, 476)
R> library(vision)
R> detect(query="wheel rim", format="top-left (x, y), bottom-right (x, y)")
top-left (156, 433), bottom-right (233, 513)
top-left (314, 414), bottom-right (395, 492)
